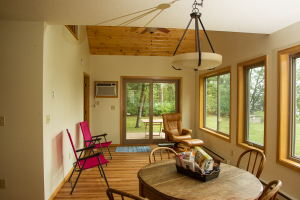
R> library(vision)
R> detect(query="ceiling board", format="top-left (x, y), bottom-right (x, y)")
top-left (87, 26), bottom-right (204, 56)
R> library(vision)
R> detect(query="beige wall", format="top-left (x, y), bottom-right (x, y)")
top-left (43, 25), bottom-right (91, 199)
top-left (0, 21), bottom-right (44, 199)
top-left (1, 19), bottom-right (300, 199)
top-left (90, 56), bottom-right (196, 144)
top-left (196, 22), bottom-right (300, 199)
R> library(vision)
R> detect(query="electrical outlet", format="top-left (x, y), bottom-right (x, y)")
top-left (111, 105), bottom-right (115, 110)
top-left (0, 179), bottom-right (7, 189)
top-left (69, 153), bottom-right (71, 160)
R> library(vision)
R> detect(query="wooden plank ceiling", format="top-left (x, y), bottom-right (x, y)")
top-left (87, 26), bottom-right (203, 56)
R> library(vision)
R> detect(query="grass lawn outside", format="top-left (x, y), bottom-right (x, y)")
top-left (206, 115), bottom-right (300, 157)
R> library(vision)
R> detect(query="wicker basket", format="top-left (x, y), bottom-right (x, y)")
top-left (176, 165), bottom-right (220, 182)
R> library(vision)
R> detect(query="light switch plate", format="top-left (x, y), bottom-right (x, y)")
top-left (46, 115), bottom-right (50, 124)
top-left (111, 105), bottom-right (115, 110)
top-left (0, 116), bottom-right (4, 126)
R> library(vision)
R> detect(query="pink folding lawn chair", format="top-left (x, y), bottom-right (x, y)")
top-left (66, 129), bottom-right (109, 194)
top-left (80, 121), bottom-right (112, 160)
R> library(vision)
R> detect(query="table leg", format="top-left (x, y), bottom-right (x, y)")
top-left (139, 181), bottom-right (145, 197)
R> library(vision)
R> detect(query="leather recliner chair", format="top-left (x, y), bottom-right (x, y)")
top-left (162, 113), bottom-right (192, 149)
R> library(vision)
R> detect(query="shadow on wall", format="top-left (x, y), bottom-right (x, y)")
top-left (75, 123), bottom-right (81, 149)
top-left (55, 131), bottom-right (63, 167)
top-left (51, 131), bottom-right (64, 185)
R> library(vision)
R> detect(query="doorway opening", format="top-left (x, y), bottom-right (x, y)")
top-left (121, 77), bottom-right (182, 145)
top-left (83, 73), bottom-right (90, 125)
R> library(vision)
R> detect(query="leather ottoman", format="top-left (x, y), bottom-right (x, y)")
top-left (181, 139), bottom-right (204, 150)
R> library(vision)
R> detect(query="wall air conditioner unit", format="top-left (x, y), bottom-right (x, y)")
top-left (95, 81), bottom-right (118, 98)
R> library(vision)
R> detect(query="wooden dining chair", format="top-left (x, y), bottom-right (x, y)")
top-left (237, 149), bottom-right (266, 179)
top-left (149, 147), bottom-right (177, 163)
top-left (258, 180), bottom-right (282, 200)
top-left (106, 188), bottom-right (147, 200)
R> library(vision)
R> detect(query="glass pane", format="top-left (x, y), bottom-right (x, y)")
top-left (126, 83), bottom-right (150, 140)
top-left (153, 83), bottom-right (176, 139)
top-left (205, 76), bottom-right (218, 130)
top-left (219, 74), bottom-right (230, 134)
top-left (294, 57), bottom-right (300, 158)
top-left (246, 66), bottom-right (265, 146)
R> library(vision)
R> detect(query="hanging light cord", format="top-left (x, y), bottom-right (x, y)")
top-left (172, 0), bottom-right (216, 71)
top-left (192, 0), bottom-right (203, 12)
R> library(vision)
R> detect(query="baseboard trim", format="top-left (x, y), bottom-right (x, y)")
top-left (48, 168), bottom-right (73, 200)
top-left (110, 144), bottom-right (120, 147)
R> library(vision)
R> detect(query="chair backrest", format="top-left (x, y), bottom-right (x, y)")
top-left (149, 147), bottom-right (178, 163)
top-left (259, 180), bottom-right (282, 200)
top-left (66, 129), bottom-right (79, 160)
top-left (79, 121), bottom-right (93, 146)
top-left (237, 149), bottom-right (266, 179)
top-left (106, 188), bottom-right (147, 200)
top-left (162, 113), bottom-right (183, 136)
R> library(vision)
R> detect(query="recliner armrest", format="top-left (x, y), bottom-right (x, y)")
top-left (162, 129), bottom-right (173, 135)
top-left (182, 128), bottom-right (192, 134)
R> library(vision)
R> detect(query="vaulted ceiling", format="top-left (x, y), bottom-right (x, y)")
top-left (87, 26), bottom-right (203, 56)
top-left (1, 0), bottom-right (300, 56)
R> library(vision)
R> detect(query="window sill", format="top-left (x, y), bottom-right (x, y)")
top-left (277, 158), bottom-right (300, 173)
top-left (237, 142), bottom-right (265, 154)
top-left (199, 128), bottom-right (230, 142)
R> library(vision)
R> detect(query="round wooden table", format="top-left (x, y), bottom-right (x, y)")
top-left (138, 159), bottom-right (263, 200)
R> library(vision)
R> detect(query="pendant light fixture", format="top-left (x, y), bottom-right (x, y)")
top-left (171, 0), bottom-right (222, 71)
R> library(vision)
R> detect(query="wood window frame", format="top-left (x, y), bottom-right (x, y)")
top-left (199, 66), bottom-right (232, 142)
top-left (65, 25), bottom-right (78, 40)
top-left (237, 55), bottom-right (268, 154)
top-left (278, 45), bottom-right (300, 172)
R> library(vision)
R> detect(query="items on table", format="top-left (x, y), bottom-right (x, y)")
top-left (175, 147), bottom-right (220, 174)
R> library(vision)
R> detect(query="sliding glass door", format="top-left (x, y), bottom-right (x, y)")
top-left (122, 78), bottom-right (180, 145)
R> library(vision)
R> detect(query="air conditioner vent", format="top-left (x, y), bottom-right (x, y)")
top-left (94, 81), bottom-right (118, 98)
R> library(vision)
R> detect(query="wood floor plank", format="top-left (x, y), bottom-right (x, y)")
top-left (53, 145), bottom-right (176, 200)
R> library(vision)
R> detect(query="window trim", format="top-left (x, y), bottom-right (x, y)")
top-left (65, 25), bottom-right (79, 40)
top-left (278, 45), bottom-right (300, 172)
top-left (199, 66), bottom-right (232, 142)
top-left (237, 55), bottom-right (267, 154)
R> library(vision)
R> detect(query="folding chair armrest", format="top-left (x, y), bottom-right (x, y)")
top-left (77, 152), bottom-right (103, 161)
top-left (92, 133), bottom-right (107, 138)
top-left (85, 138), bottom-right (102, 143)
top-left (75, 145), bottom-right (96, 152)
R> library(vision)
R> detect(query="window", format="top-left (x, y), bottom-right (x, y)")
top-left (199, 66), bottom-right (231, 142)
top-left (237, 56), bottom-right (267, 152)
top-left (278, 45), bottom-right (300, 172)
top-left (65, 25), bottom-right (78, 40)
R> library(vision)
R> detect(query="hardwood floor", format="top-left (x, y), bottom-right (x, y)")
top-left (53, 145), bottom-right (173, 200)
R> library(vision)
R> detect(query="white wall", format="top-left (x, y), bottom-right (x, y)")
top-left (0, 21), bottom-right (44, 200)
top-left (90, 56), bottom-right (196, 144)
top-left (43, 25), bottom-right (90, 199)
top-left (195, 22), bottom-right (300, 199)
